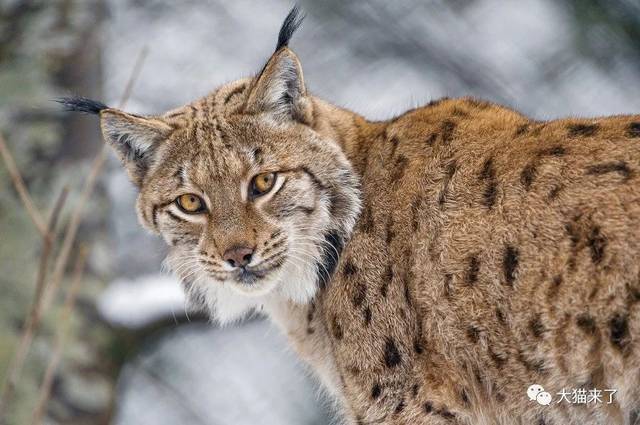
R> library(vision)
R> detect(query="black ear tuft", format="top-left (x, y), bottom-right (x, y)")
top-left (55, 97), bottom-right (108, 115)
top-left (275, 5), bottom-right (305, 52)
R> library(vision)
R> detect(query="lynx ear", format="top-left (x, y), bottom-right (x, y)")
top-left (100, 110), bottom-right (172, 185)
top-left (56, 97), bottom-right (172, 186)
top-left (246, 48), bottom-right (311, 124)
top-left (244, 7), bottom-right (311, 124)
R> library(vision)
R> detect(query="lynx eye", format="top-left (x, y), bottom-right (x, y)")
top-left (250, 172), bottom-right (277, 198)
top-left (176, 193), bottom-right (205, 213)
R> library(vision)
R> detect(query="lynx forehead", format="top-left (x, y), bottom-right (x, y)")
top-left (62, 7), bottom-right (640, 425)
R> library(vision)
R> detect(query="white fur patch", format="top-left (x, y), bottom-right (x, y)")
top-left (165, 223), bottom-right (324, 325)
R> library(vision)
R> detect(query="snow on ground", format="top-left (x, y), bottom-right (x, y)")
top-left (97, 274), bottom-right (186, 329)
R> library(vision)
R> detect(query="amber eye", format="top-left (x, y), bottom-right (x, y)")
top-left (250, 172), bottom-right (277, 198)
top-left (176, 194), bottom-right (205, 213)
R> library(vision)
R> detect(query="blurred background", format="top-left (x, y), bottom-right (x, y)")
top-left (1, 0), bottom-right (640, 424)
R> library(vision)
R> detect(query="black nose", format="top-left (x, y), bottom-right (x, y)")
top-left (223, 246), bottom-right (254, 268)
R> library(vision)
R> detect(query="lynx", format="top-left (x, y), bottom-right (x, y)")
top-left (61, 7), bottom-right (640, 425)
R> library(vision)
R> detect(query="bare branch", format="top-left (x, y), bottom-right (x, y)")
top-left (118, 45), bottom-right (149, 109)
top-left (30, 246), bottom-right (88, 425)
top-left (0, 135), bottom-right (47, 236)
top-left (0, 186), bottom-right (68, 415)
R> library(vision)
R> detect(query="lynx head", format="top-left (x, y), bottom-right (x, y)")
top-left (58, 7), bottom-right (360, 324)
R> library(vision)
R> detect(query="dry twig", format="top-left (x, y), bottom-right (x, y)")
top-left (30, 247), bottom-right (88, 425)
top-left (0, 186), bottom-right (68, 415)
top-left (0, 136), bottom-right (47, 236)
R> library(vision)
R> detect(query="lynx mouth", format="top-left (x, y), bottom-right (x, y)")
top-left (230, 259), bottom-right (286, 285)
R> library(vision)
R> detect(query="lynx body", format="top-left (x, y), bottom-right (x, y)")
top-left (61, 8), bottom-right (640, 425)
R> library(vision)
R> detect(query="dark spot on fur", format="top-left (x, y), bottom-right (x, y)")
top-left (547, 275), bottom-right (562, 299)
top-left (473, 368), bottom-right (484, 386)
top-left (520, 162), bottom-right (537, 190)
top-left (466, 256), bottom-right (480, 285)
top-left (427, 97), bottom-right (449, 107)
top-left (384, 338), bottom-right (402, 368)
top-left (503, 246), bottom-right (519, 286)
top-left (252, 147), bottom-right (263, 165)
top-left (343, 261), bottom-right (357, 276)
top-left (352, 281), bottom-right (366, 308)
top-left (414, 338), bottom-right (424, 354)
top-left (411, 197), bottom-right (422, 231)
top-left (441, 120), bottom-right (457, 143)
top-left (496, 308), bottom-right (507, 325)
top-left (411, 383), bottom-right (420, 398)
top-left (517, 350), bottom-right (547, 375)
top-left (444, 273), bottom-right (453, 298)
top-left (402, 272), bottom-right (413, 307)
top-left (364, 306), bottom-right (372, 326)
top-left (480, 158), bottom-right (498, 208)
top-left (359, 206), bottom-right (374, 233)
top-left (173, 166), bottom-right (185, 185)
top-left (494, 386), bottom-right (506, 403)
top-left (568, 123), bottom-right (599, 137)
top-left (609, 313), bottom-right (629, 351)
top-left (548, 184), bottom-right (563, 200)
top-left (587, 226), bottom-right (606, 264)
top-left (452, 107), bottom-right (468, 117)
top-left (460, 389), bottom-right (470, 406)
top-left (426, 133), bottom-right (438, 145)
top-left (306, 327), bottom-right (314, 334)
top-left (371, 383), bottom-right (382, 399)
top-left (627, 282), bottom-right (640, 304)
top-left (424, 402), bottom-right (434, 413)
top-left (565, 220), bottom-right (580, 247)
top-left (390, 137), bottom-right (400, 157)
top-left (466, 98), bottom-right (490, 109)
top-left (576, 313), bottom-right (597, 334)
top-left (307, 304), bottom-right (314, 322)
top-left (515, 124), bottom-right (529, 136)
top-left (438, 161), bottom-right (457, 208)
top-left (392, 155), bottom-right (409, 182)
top-left (529, 314), bottom-right (546, 338)
top-left (331, 317), bottom-right (343, 340)
top-left (394, 399), bottom-right (406, 414)
top-left (437, 408), bottom-right (456, 420)
top-left (385, 216), bottom-right (395, 244)
top-left (381, 264), bottom-right (392, 297)
top-left (489, 348), bottom-right (508, 369)
top-left (586, 161), bottom-right (632, 180)
top-left (480, 157), bottom-right (495, 180)
top-left (224, 83), bottom-right (246, 104)
top-left (627, 122), bottom-right (640, 138)
top-left (540, 146), bottom-right (566, 156)
top-left (466, 325), bottom-right (481, 343)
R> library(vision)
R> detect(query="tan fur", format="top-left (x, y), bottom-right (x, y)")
top-left (88, 31), bottom-right (640, 425)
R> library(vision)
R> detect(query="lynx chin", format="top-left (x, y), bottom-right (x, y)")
top-left (61, 7), bottom-right (640, 425)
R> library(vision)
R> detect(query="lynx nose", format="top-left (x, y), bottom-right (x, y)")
top-left (223, 245), bottom-right (255, 268)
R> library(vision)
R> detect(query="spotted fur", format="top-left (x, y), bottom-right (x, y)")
top-left (62, 8), bottom-right (640, 425)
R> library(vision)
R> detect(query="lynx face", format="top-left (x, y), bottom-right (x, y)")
top-left (59, 10), bottom-right (360, 323)
top-left (141, 87), bottom-right (360, 323)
